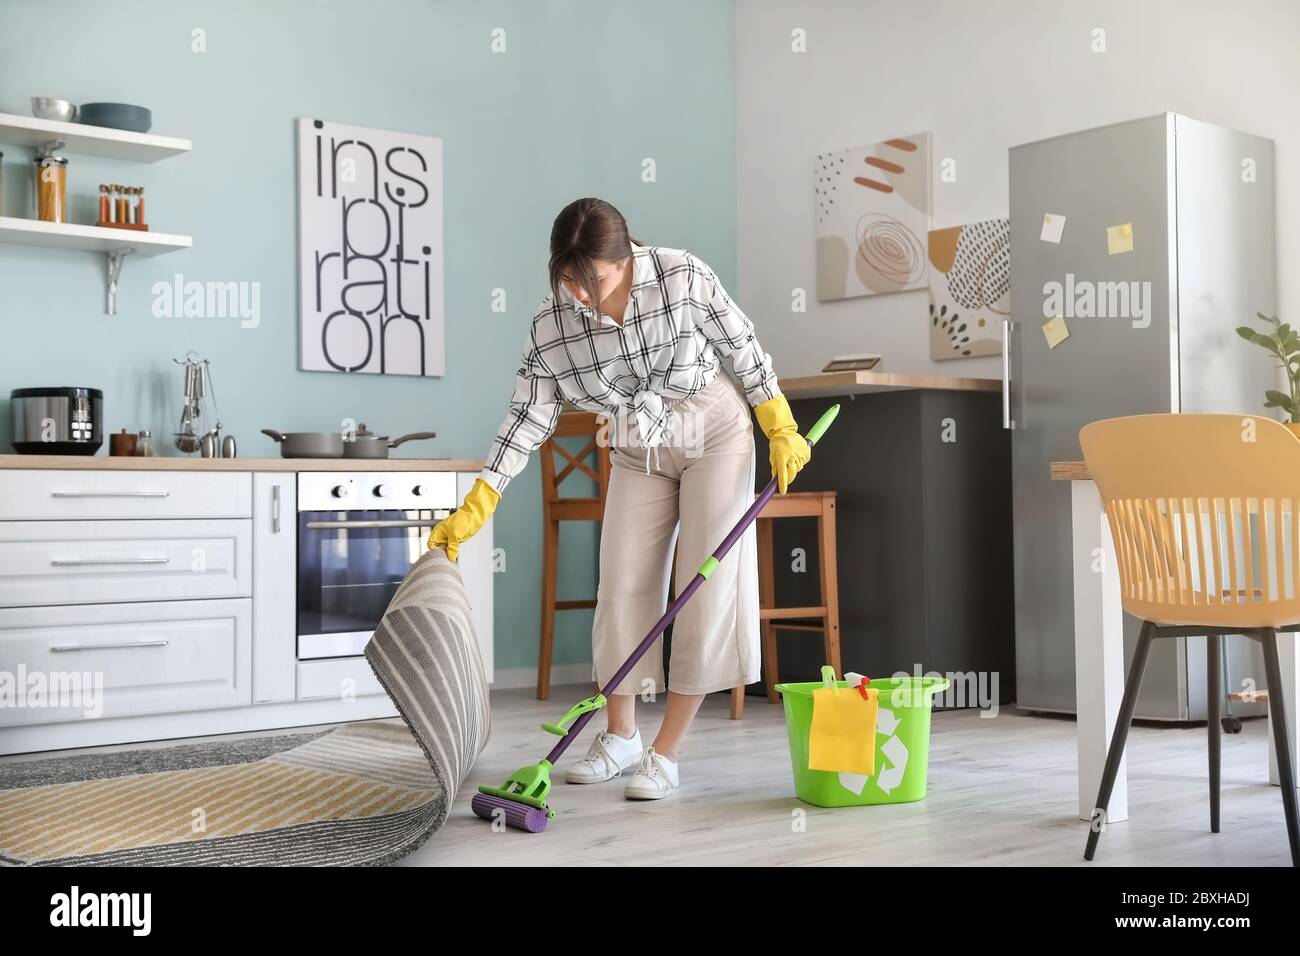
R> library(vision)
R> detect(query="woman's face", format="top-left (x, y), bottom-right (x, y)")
top-left (561, 257), bottom-right (629, 310)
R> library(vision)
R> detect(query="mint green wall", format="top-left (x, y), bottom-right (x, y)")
top-left (0, 0), bottom-right (738, 674)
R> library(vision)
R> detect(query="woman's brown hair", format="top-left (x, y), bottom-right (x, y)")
top-left (548, 198), bottom-right (642, 310)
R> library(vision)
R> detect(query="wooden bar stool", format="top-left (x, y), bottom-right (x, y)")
top-left (537, 410), bottom-right (610, 700)
top-left (730, 490), bottom-right (840, 719)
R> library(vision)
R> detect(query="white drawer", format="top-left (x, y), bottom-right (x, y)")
top-left (296, 658), bottom-right (387, 701)
top-left (0, 519), bottom-right (251, 608)
top-left (0, 470), bottom-right (251, 520)
top-left (0, 598), bottom-right (251, 726)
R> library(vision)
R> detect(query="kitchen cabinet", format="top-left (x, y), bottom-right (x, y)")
top-left (0, 468), bottom-right (250, 520)
top-left (252, 474), bottom-right (296, 704)
top-left (0, 461), bottom-right (491, 755)
top-left (0, 518), bottom-right (250, 607)
top-left (0, 597), bottom-right (251, 725)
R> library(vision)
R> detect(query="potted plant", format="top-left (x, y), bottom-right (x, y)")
top-left (1235, 312), bottom-right (1300, 437)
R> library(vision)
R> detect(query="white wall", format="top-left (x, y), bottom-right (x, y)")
top-left (736, 0), bottom-right (1300, 381)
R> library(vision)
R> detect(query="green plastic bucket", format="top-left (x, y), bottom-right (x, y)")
top-left (774, 675), bottom-right (949, 807)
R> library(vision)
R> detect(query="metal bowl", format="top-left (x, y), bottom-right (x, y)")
top-left (31, 98), bottom-right (77, 123)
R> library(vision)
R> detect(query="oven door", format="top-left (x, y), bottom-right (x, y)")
top-left (296, 509), bottom-right (439, 659)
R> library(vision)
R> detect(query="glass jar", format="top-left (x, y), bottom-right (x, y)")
top-left (35, 154), bottom-right (68, 223)
top-left (134, 429), bottom-right (154, 457)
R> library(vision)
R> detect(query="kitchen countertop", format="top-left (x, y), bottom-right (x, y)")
top-left (0, 454), bottom-right (485, 472)
top-left (780, 370), bottom-right (1000, 401)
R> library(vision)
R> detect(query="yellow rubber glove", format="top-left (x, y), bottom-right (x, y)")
top-left (428, 478), bottom-right (500, 562)
top-left (754, 395), bottom-right (811, 494)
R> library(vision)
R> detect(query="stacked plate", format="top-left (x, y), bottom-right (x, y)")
top-left (78, 103), bottom-right (152, 134)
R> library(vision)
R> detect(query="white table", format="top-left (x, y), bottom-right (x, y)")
top-left (1054, 463), bottom-right (1300, 822)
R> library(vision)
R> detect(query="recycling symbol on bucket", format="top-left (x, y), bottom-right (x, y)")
top-left (837, 706), bottom-right (908, 796)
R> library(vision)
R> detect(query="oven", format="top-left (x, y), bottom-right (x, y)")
top-left (296, 471), bottom-right (456, 660)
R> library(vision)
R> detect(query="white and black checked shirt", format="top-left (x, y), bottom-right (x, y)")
top-left (479, 245), bottom-right (782, 494)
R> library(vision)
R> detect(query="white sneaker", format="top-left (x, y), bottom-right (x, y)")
top-left (623, 747), bottom-right (680, 800)
top-left (565, 729), bottom-right (643, 784)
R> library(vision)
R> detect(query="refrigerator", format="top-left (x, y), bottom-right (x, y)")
top-left (1008, 113), bottom-right (1276, 720)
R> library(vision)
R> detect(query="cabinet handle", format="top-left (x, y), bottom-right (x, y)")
top-left (272, 484), bottom-right (281, 534)
top-left (50, 555), bottom-right (171, 566)
top-left (51, 640), bottom-right (170, 652)
top-left (305, 518), bottom-right (439, 529)
top-left (1001, 319), bottom-right (1016, 431)
top-left (51, 490), bottom-right (171, 498)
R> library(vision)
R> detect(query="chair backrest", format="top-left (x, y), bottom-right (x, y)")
top-left (539, 409), bottom-right (611, 505)
top-left (1079, 413), bottom-right (1300, 627)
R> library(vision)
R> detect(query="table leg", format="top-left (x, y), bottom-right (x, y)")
top-left (1071, 480), bottom-right (1128, 823)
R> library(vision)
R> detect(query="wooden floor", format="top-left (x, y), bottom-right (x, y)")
top-left (409, 685), bottom-right (1295, 866)
top-left (5, 685), bottom-right (1292, 866)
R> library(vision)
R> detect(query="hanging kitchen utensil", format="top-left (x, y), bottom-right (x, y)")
top-left (173, 352), bottom-right (222, 455)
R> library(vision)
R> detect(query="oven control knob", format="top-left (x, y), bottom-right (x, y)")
top-left (373, 484), bottom-right (390, 498)
top-left (412, 484), bottom-right (429, 497)
top-left (330, 484), bottom-right (351, 499)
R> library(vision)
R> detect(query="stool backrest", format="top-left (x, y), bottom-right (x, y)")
top-left (1079, 413), bottom-right (1300, 627)
top-left (539, 410), bottom-right (611, 504)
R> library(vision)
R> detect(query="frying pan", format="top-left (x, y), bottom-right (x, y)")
top-left (261, 429), bottom-right (344, 458)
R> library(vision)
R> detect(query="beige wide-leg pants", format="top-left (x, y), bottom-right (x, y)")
top-left (591, 372), bottom-right (760, 696)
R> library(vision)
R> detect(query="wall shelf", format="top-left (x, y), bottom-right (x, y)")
top-left (0, 112), bottom-right (191, 162)
top-left (0, 111), bottom-right (192, 315)
top-left (0, 217), bottom-right (192, 314)
top-left (0, 216), bottom-right (191, 256)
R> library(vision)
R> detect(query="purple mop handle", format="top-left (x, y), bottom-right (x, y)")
top-left (544, 409), bottom-right (837, 765)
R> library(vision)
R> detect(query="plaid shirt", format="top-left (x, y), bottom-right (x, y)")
top-left (479, 244), bottom-right (782, 494)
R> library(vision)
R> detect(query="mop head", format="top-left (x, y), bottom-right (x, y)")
top-left (470, 759), bottom-right (555, 833)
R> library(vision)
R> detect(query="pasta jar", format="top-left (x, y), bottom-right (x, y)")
top-left (35, 154), bottom-right (69, 223)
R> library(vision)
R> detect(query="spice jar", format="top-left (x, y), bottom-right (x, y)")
top-left (109, 428), bottom-right (138, 457)
top-left (134, 429), bottom-right (154, 457)
top-left (35, 154), bottom-right (68, 223)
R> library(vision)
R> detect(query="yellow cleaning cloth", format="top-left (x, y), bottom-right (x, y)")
top-left (808, 685), bottom-right (879, 775)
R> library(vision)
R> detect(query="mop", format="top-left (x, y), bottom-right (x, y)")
top-left (471, 403), bottom-right (841, 832)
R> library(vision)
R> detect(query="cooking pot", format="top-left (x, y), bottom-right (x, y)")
top-left (343, 424), bottom-right (437, 459)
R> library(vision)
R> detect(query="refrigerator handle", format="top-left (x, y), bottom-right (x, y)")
top-left (1002, 319), bottom-right (1016, 430)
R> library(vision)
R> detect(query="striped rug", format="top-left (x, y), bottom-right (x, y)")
top-left (0, 549), bottom-right (491, 866)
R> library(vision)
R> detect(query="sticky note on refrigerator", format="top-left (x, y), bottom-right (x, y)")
top-left (1043, 316), bottom-right (1070, 349)
top-left (1107, 222), bottom-right (1134, 255)
top-left (1040, 213), bottom-right (1066, 243)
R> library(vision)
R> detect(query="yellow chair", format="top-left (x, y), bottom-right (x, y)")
top-left (1079, 413), bottom-right (1299, 866)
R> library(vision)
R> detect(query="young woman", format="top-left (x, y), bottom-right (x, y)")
top-left (429, 198), bottom-right (809, 800)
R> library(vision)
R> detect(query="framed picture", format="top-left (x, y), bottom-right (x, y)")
top-left (297, 118), bottom-right (445, 376)
top-left (927, 218), bottom-right (1009, 360)
top-left (815, 132), bottom-right (932, 301)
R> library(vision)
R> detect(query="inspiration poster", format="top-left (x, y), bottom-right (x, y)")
top-left (297, 118), bottom-right (445, 376)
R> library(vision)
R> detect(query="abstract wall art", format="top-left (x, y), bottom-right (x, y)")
top-left (815, 132), bottom-right (932, 301)
top-left (297, 118), bottom-right (445, 376)
top-left (927, 218), bottom-right (1010, 360)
